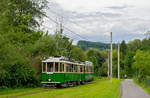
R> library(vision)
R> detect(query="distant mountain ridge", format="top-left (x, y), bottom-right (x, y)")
top-left (77, 40), bottom-right (117, 51)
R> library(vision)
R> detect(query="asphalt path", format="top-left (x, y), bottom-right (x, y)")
top-left (121, 79), bottom-right (150, 98)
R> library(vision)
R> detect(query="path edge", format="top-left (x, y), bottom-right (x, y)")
top-left (119, 82), bottom-right (123, 98)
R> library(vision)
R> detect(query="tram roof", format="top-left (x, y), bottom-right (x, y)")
top-left (42, 56), bottom-right (93, 66)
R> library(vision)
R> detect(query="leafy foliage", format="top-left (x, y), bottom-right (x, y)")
top-left (133, 50), bottom-right (150, 82)
top-left (0, 0), bottom-right (48, 88)
top-left (120, 40), bottom-right (127, 56)
top-left (85, 49), bottom-right (106, 76)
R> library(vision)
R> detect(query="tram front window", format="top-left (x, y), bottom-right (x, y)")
top-left (47, 62), bottom-right (53, 72)
top-left (43, 63), bottom-right (46, 72)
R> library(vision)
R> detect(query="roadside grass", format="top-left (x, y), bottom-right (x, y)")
top-left (0, 78), bottom-right (122, 98)
top-left (134, 79), bottom-right (150, 94)
top-left (0, 87), bottom-right (49, 98)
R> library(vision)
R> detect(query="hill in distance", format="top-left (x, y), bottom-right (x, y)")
top-left (77, 40), bottom-right (117, 51)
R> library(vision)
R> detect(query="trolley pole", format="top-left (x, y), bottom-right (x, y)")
top-left (110, 32), bottom-right (113, 83)
top-left (118, 43), bottom-right (120, 80)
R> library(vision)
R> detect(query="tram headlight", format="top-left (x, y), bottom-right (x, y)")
top-left (48, 79), bottom-right (51, 81)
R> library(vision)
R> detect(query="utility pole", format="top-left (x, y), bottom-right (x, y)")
top-left (118, 43), bottom-right (120, 80)
top-left (60, 16), bottom-right (63, 34)
top-left (107, 51), bottom-right (110, 78)
top-left (55, 17), bottom-right (59, 33)
top-left (110, 32), bottom-right (113, 83)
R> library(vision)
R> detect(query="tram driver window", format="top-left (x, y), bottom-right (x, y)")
top-left (43, 63), bottom-right (46, 72)
top-left (47, 62), bottom-right (53, 72)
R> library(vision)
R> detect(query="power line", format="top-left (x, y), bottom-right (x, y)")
top-left (48, 10), bottom-right (121, 43)
top-left (45, 16), bottom-right (89, 41)
top-left (42, 24), bottom-right (79, 40)
top-left (48, 10), bottom-right (98, 34)
top-left (43, 16), bottom-right (119, 43)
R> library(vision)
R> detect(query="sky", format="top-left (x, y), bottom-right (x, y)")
top-left (42, 0), bottom-right (150, 44)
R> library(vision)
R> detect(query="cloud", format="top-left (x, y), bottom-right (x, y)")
top-left (107, 5), bottom-right (127, 10)
top-left (43, 0), bottom-right (150, 44)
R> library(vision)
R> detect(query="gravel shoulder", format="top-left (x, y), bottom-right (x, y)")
top-left (121, 79), bottom-right (150, 98)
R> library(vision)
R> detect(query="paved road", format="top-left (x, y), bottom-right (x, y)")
top-left (121, 79), bottom-right (150, 98)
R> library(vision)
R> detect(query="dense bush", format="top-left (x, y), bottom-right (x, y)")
top-left (0, 35), bottom-right (39, 88)
top-left (0, 0), bottom-right (47, 88)
top-left (133, 50), bottom-right (150, 82)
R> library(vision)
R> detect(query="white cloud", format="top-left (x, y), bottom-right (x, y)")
top-left (43, 0), bottom-right (150, 43)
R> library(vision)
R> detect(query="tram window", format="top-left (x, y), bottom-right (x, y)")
top-left (86, 66), bottom-right (88, 72)
top-left (66, 65), bottom-right (68, 72)
top-left (73, 65), bottom-right (76, 72)
top-left (89, 67), bottom-right (91, 72)
top-left (80, 66), bottom-right (82, 72)
top-left (60, 63), bottom-right (64, 72)
top-left (69, 64), bottom-right (72, 72)
top-left (69, 64), bottom-right (71, 72)
top-left (73, 64), bottom-right (75, 72)
top-left (84, 66), bottom-right (85, 72)
top-left (86, 66), bottom-right (87, 72)
top-left (75, 65), bottom-right (77, 72)
top-left (43, 63), bottom-right (46, 72)
top-left (71, 64), bottom-right (73, 72)
top-left (67, 65), bottom-right (69, 72)
top-left (66, 64), bottom-right (69, 72)
top-left (55, 62), bottom-right (58, 72)
top-left (86, 66), bottom-right (89, 72)
top-left (78, 65), bottom-right (80, 72)
top-left (74, 65), bottom-right (75, 72)
top-left (47, 62), bottom-right (53, 72)
top-left (70, 64), bottom-right (72, 72)
top-left (73, 65), bottom-right (75, 72)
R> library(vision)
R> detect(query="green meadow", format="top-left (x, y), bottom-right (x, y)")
top-left (0, 78), bottom-right (122, 98)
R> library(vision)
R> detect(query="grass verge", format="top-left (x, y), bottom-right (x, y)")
top-left (0, 88), bottom-right (49, 98)
top-left (134, 79), bottom-right (150, 94)
top-left (0, 78), bottom-right (122, 98)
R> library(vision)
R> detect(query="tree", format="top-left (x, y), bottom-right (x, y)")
top-left (133, 50), bottom-right (150, 82)
top-left (85, 49), bottom-right (105, 76)
top-left (0, 35), bottom-right (39, 87)
top-left (124, 52), bottom-right (135, 77)
top-left (128, 39), bottom-right (142, 52)
top-left (70, 46), bottom-right (87, 62)
top-left (0, 0), bottom-right (48, 88)
top-left (120, 40), bottom-right (127, 56)
top-left (0, 0), bottom-right (47, 47)
top-left (144, 31), bottom-right (150, 39)
top-left (141, 39), bottom-right (150, 51)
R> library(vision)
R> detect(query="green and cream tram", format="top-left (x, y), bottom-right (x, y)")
top-left (41, 56), bottom-right (94, 87)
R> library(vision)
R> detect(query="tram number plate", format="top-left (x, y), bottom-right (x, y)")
top-left (47, 72), bottom-right (53, 74)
